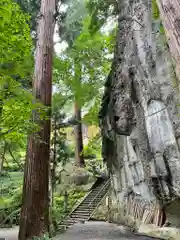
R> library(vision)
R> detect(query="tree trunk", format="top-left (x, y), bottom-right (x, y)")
top-left (51, 116), bottom-right (57, 203)
top-left (18, 0), bottom-right (57, 239)
top-left (156, 0), bottom-right (180, 84)
top-left (74, 102), bottom-right (85, 167)
top-left (0, 141), bottom-right (6, 174)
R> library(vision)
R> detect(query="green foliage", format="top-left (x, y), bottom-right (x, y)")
top-left (33, 233), bottom-right (50, 240)
top-left (0, 0), bottom-right (36, 143)
top-left (52, 189), bottom-right (86, 226)
top-left (54, 16), bottom-right (113, 116)
top-left (58, 0), bottom-right (87, 47)
top-left (2, 142), bottom-right (25, 172)
top-left (54, 5), bottom-right (115, 165)
top-left (152, 0), bottom-right (160, 19)
top-left (0, 172), bottom-right (22, 227)
top-left (1, 83), bottom-right (40, 141)
top-left (83, 133), bottom-right (102, 159)
top-left (0, 172), bottom-right (23, 197)
top-left (86, 0), bottom-right (118, 34)
top-left (0, 170), bottom-right (87, 227)
top-left (0, 0), bottom-right (33, 78)
top-left (52, 94), bottom-right (73, 167)
top-left (51, 127), bottom-right (72, 167)
top-left (14, 0), bottom-right (40, 35)
top-left (151, 0), bottom-right (166, 36)
top-left (82, 96), bottom-right (102, 126)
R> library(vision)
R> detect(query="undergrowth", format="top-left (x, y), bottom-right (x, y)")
top-left (0, 171), bottom-right (87, 230)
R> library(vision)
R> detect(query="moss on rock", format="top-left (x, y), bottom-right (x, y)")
top-left (138, 223), bottom-right (180, 240)
top-left (152, 0), bottom-right (160, 19)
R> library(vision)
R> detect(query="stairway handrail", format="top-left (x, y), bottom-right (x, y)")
top-left (68, 178), bottom-right (103, 217)
top-left (90, 190), bottom-right (109, 219)
top-left (68, 188), bottom-right (93, 217)
top-left (87, 178), bottom-right (110, 212)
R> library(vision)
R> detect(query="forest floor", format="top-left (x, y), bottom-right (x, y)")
top-left (0, 222), bottom-right (163, 240)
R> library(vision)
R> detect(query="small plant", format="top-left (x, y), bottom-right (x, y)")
top-left (33, 233), bottom-right (50, 240)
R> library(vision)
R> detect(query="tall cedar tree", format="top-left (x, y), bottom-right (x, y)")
top-left (74, 102), bottom-right (85, 167)
top-left (19, 0), bottom-right (58, 239)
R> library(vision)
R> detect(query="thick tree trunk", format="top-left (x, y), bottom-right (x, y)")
top-left (156, 0), bottom-right (180, 84)
top-left (74, 102), bottom-right (85, 167)
top-left (0, 142), bottom-right (6, 174)
top-left (18, 0), bottom-right (57, 239)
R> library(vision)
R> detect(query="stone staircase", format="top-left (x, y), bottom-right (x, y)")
top-left (60, 177), bottom-right (110, 229)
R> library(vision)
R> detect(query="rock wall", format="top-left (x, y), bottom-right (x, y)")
top-left (100, 0), bottom-right (180, 227)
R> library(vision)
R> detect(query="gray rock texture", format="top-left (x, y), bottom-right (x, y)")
top-left (100, 0), bottom-right (180, 227)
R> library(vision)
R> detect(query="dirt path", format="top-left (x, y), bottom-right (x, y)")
top-left (0, 226), bottom-right (18, 240)
top-left (0, 222), bottom-right (162, 240)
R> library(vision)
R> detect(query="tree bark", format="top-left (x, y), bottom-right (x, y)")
top-left (156, 0), bottom-right (180, 85)
top-left (51, 115), bottom-right (57, 203)
top-left (18, 0), bottom-right (57, 239)
top-left (0, 141), bottom-right (6, 174)
top-left (74, 102), bottom-right (85, 167)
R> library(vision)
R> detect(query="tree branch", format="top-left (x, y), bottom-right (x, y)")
top-left (8, 146), bottom-right (24, 171)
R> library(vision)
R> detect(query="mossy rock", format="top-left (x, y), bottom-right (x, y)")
top-left (108, 204), bottom-right (140, 231)
top-left (70, 167), bottom-right (91, 185)
top-left (138, 224), bottom-right (180, 240)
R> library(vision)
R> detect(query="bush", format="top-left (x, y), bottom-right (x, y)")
top-left (0, 187), bottom-right (22, 227)
top-left (3, 162), bottom-right (23, 172)
top-left (52, 189), bottom-right (86, 230)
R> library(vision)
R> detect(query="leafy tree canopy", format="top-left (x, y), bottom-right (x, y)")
top-left (14, 0), bottom-right (40, 35)
top-left (0, 0), bottom-right (35, 142)
top-left (86, 0), bottom-right (118, 34)
top-left (54, 15), bottom-right (115, 126)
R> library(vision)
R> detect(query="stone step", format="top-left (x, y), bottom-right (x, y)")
top-left (60, 179), bottom-right (110, 230)
top-left (71, 212), bottom-right (90, 218)
top-left (81, 198), bottom-right (103, 203)
top-left (71, 216), bottom-right (89, 221)
top-left (79, 199), bottom-right (102, 206)
top-left (81, 194), bottom-right (106, 202)
top-left (62, 218), bottom-right (77, 225)
top-left (72, 207), bottom-right (92, 211)
top-left (71, 214), bottom-right (90, 218)
top-left (77, 205), bottom-right (97, 210)
top-left (73, 209), bottom-right (93, 213)
top-left (75, 209), bottom-right (95, 213)
top-left (78, 202), bottom-right (101, 208)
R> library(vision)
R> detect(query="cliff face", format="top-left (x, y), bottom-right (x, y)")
top-left (100, 0), bottom-right (180, 227)
top-left (156, 0), bottom-right (180, 84)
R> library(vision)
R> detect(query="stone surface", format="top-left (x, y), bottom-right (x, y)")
top-left (56, 221), bottom-right (163, 240)
top-left (0, 227), bottom-right (18, 240)
top-left (139, 223), bottom-right (180, 240)
top-left (100, 0), bottom-right (180, 227)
